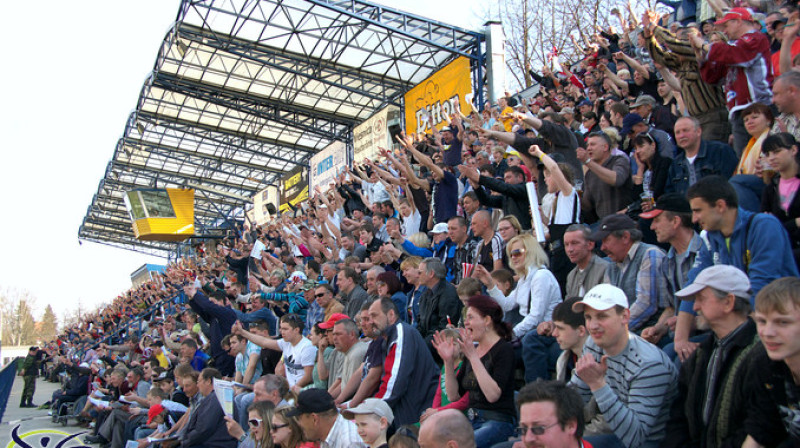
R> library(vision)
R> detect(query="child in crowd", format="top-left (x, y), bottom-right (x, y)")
top-left (343, 398), bottom-right (395, 448)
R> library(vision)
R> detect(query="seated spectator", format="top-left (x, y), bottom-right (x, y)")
top-left (730, 103), bottom-right (775, 211)
top-left (181, 368), bottom-right (237, 448)
top-left (417, 257), bottom-right (463, 347)
top-left (328, 317), bottom-right (368, 401)
top-left (368, 297), bottom-right (439, 427)
top-left (473, 233), bottom-right (561, 382)
top-left (563, 224), bottom-right (610, 298)
top-left (377, 272), bottom-right (408, 322)
top-left (674, 176), bottom-right (800, 361)
top-left (337, 267), bottom-right (371, 319)
top-left (664, 117), bottom-right (738, 196)
top-left (747, 277), bottom-right (800, 445)
top-left (342, 398), bottom-right (395, 448)
top-left (591, 214), bottom-right (670, 332)
top-left (470, 210), bottom-right (505, 272)
top-left (271, 404), bottom-right (314, 448)
top-left (514, 380), bottom-right (592, 448)
top-left (662, 265), bottom-right (761, 447)
top-left (227, 400), bottom-right (275, 448)
top-left (760, 133), bottom-right (800, 270)
top-left (432, 295), bottom-right (516, 448)
top-left (418, 409), bottom-right (475, 448)
top-left (288, 388), bottom-right (367, 447)
top-left (419, 328), bottom-right (469, 424)
top-left (180, 338), bottom-right (209, 372)
top-left (619, 113), bottom-right (675, 159)
top-left (772, 71), bottom-right (800, 141)
top-left (571, 284), bottom-right (678, 448)
top-left (631, 131), bottom-right (671, 203)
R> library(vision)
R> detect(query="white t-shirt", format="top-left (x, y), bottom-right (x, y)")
top-left (277, 337), bottom-right (317, 386)
top-left (401, 209), bottom-right (422, 237)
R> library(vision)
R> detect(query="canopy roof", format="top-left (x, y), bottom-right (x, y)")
top-left (79, 0), bottom-right (485, 257)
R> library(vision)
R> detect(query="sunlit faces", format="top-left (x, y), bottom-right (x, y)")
top-left (463, 306), bottom-right (491, 341)
top-left (743, 111), bottom-right (772, 137)
top-left (368, 300), bottom-right (391, 336)
top-left (649, 212), bottom-right (679, 244)
top-left (248, 409), bottom-right (265, 441)
top-left (563, 230), bottom-right (593, 265)
top-left (691, 287), bottom-right (732, 324)
top-left (552, 321), bottom-right (585, 353)
top-left (755, 304), bottom-right (800, 363)
top-left (354, 414), bottom-right (387, 446)
top-left (497, 221), bottom-right (519, 243)
top-left (674, 118), bottom-right (702, 151)
top-left (766, 145), bottom-right (799, 173)
top-left (270, 414), bottom-right (291, 446)
top-left (508, 241), bottom-right (527, 272)
top-left (689, 198), bottom-right (725, 231)
top-left (518, 401), bottom-right (576, 448)
top-left (600, 234), bottom-right (630, 263)
top-left (582, 306), bottom-right (629, 352)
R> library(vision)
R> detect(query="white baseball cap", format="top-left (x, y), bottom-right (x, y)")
top-left (572, 284), bottom-right (629, 313)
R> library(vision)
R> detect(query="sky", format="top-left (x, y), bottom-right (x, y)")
top-left (0, 0), bottom-right (486, 323)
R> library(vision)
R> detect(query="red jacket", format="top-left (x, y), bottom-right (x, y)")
top-left (700, 30), bottom-right (773, 116)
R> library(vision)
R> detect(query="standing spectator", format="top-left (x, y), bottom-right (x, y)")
top-left (184, 285), bottom-right (236, 377)
top-left (471, 210), bottom-right (504, 272)
top-left (337, 267), bottom-right (370, 319)
top-left (695, 7), bottom-right (773, 155)
top-left (458, 164), bottom-right (532, 231)
top-left (19, 347), bottom-right (39, 408)
top-left (571, 284), bottom-right (678, 448)
top-left (577, 132), bottom-right (633, 223)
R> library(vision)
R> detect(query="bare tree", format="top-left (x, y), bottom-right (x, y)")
top-left (0, 288), bottom-right (38, 346)
top-left (483, 0), bottom-right (661, 91)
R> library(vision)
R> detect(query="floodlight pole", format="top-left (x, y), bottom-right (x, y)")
top-left (484, 21), bottom-right (506, 106)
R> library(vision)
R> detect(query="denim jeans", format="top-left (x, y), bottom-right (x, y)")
top-left (521, 333), bottom-right (561, 383)
top-left (234, 392), bottom-right (255, 428)
top-left (469, 409), bottom-right (516, 448)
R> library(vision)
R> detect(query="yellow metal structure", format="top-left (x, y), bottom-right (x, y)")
top-left (124, 188), bottom-right (195, 241)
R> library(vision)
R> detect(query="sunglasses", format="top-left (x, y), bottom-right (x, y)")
top-left (515, 423), bottom-right (558, 436)
top-left (270, 423), bottom-right (289, 432)
top-left (314, 293), bottom-right (326, 298)
top-left (248, 418), bottom-right (262, 427)
top-left (510, 249), bottom-right (526, 258)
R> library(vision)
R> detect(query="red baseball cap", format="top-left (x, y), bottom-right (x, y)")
top-left (318, 313), bottom-right (349, 329)
top-left (715, 7), bottom-right (753, 24)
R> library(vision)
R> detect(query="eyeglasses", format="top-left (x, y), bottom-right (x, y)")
top-left (270, 423), bottom-right (289, 432)
top-left (248, 418), bottom-right (262, 427)
top-left (515, 423), bottom-right (559, 437)
top-left (510, 249), bottom-right (526, 258)
top-left (314, 293), bottom-right (326, 298)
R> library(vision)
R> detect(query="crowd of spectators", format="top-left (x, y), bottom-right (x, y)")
top-left (24, 1), bottom-right (800, 447)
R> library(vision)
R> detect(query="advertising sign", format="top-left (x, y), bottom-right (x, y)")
top-left (279, 166), bottom-right (308, 213)
top-left (252, 185), bottom-right (279, 224)
top-left (310, 141), bottom-right (347, 197)
top-left (404, 56), bottom-right (473, 136)
top-left (353, 105), bottom-right (397, 164)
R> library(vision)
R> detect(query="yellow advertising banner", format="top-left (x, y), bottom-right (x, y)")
top-left (404, 56), bottom-right (473, 136)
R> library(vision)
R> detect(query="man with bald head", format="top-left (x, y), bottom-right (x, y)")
top-left (418, 409), bottom-right (476, 448)
top-left (471, 210), bottom-right (505, 271)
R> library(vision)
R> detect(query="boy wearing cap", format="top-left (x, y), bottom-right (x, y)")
top-left (570, 284), bottom-right (678, 448)
top-left (662, 265), bottom-right (763, 447)
top-left (343, 398), bottom-right (394, 448)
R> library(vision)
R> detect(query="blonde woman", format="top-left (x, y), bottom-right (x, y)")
top-left (473, 233), bottom-right (561, 382)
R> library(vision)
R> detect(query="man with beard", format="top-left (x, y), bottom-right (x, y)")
top-left (367, 297), bottom-right (438, 427)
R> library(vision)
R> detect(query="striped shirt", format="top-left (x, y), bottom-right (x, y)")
top-left (570, 334), bottom-right (678, 448)
top-left (647, 27), bottom-right (726, 117)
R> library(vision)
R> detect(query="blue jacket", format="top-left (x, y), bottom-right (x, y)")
top-left (664, 140), bottom-right (738, 195)
top-left (391, 291), bottom-right (409, 323)
top-left (681, 208), bottom-right (800, 314)
top-left (188, 292), bottom-right (236, 376)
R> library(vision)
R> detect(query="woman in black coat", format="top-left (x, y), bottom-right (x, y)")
top-left (761, 133), bottom-right (800, 270)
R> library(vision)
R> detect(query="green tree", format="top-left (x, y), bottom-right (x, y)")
top-left (0, 288), bottom-right (37, 346)
top-left (39, 304), bottom-right (58, 343)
